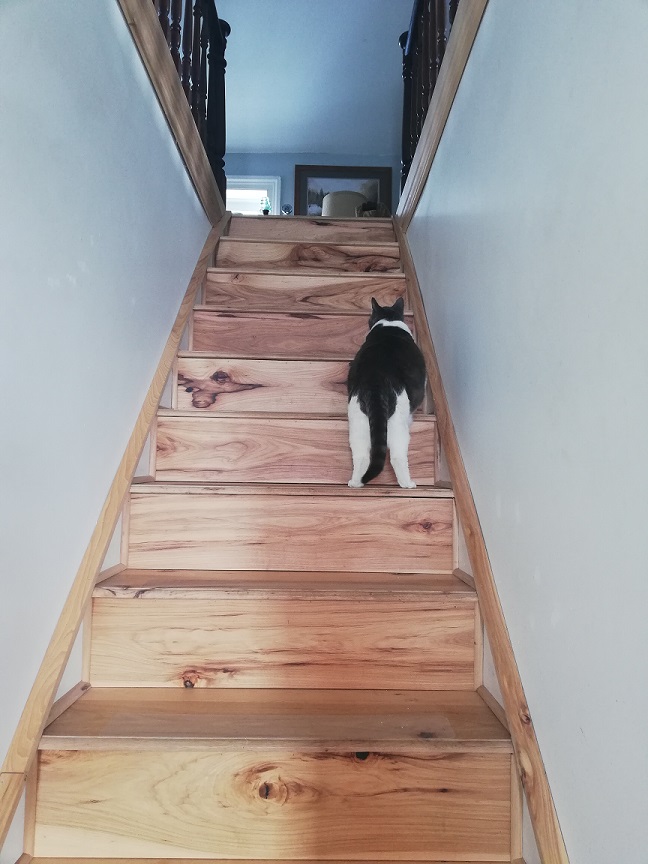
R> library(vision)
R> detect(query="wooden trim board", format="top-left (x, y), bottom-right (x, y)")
top-left (396, 0), bottom-right (490, 230)
top-left (45, 683), bottom-right (90, 728)
top-left (0, 220), bottom-right (228, 849)
top-left (0, 772), bottom-right (25, 852)
top-left (395, 221), bottom-right (569, 863)
top-left (116, 0), bottom-right (225, 225)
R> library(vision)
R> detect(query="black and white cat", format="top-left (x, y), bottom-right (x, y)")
top-left (347, 297), bottom-right (426, 488)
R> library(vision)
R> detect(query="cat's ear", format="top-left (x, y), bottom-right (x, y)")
top-left (371, 297), bottom-right (380, 313)
top-left (393, 297), bottom-right (405, 316)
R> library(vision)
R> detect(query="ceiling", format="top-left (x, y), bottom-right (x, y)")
top-left (216, 0), bottom-right (413, 156)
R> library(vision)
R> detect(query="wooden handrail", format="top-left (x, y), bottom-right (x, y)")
top-left (395, 219), bottom-right (569, 863)
top-left (0, 216), bottom-right (230, 850)
top-left (397, 0), bottom-right (487, 229)
top-left (118, 0), bottom-right (226, 223)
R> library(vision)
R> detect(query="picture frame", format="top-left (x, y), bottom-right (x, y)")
top-left (294, 164), bottom-right (392, 217)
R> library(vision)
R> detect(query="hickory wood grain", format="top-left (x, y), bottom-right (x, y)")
top-left (396, 0), bottom-right (490, 230)
top-left (29, 860), bottom-right (516, 864)
top-left (116, 0), bottom-right (224, 224)
top-left (34, 749), bottom-right (512, 860)
top-left (175, 356), bottom-right (349, 414)
top-left (129, 481), bottom-right (453, 499)
top-left (94, 569), bottom-right (471, 597)
top-left (154, 414), bottom-right (437, 485)
top-left (190, 309), bottom-right (414, 359)
top-left (396, 221), bottom-right (568, 860)
top-left (215, 238), bottom-right (402, 274)
top-left (203, 269), bottom-right (407, 312)
top-left (89, 595), bottom-right (477, 689)
top-left (227, 215), bottom-right (396, 244)
top-left (41, 689), bottom-right (510, 753)
top-left (0, 223), bottom-right (226, 850)
top-left (126, 491), bottom-right (455, 573)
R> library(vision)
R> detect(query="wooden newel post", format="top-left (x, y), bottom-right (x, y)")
top-left (205, 7), bottom-right (229, 204)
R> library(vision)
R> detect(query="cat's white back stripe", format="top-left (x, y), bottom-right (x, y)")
top-left (370, 320), bottom-right (413, 336)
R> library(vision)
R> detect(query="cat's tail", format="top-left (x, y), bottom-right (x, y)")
top-left (361, 393), bottom-right (388, 484)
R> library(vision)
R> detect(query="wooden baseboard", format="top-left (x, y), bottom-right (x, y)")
top-left (395, 220), bottom-right (569, 863)
top-left (0, 217), bottom-right (230, 850)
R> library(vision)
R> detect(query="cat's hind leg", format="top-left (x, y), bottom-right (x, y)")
top-left (348, 395), bottom-right (370, 487)
top-left (388, 390), bottom-right (416, 488)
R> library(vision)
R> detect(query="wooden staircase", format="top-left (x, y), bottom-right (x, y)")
top-left (28, 216), bottom-right (522, 863)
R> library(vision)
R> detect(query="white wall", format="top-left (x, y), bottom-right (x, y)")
top-left (0, 2), bottom-right (209, 850)
top-left (406, 2), bottom-right (648, 861)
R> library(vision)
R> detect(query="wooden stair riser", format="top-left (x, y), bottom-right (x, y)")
top-left (154, 416), bottom-right (437, 485)
top-left (215, 239), bottom-right (402, 274)
top-left (190, 310), bottom-right (415, 359)
top-left (175, 357), bottom-right (349, 414)
top-left (227, 216), bottom-right (396, 244)
top-left (89, 597), bottom-right (477, 689)
top-left (203, 270), bottom-right (407, 312)
top-left (34, 749), bottom-right (513, 860)
top-left (126, 493), bottom-right (455, 573)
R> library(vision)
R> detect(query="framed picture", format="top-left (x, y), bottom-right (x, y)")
top-left (294, 164), bottom-right (392, 216)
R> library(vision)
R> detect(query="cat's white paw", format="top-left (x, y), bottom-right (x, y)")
top-left (348, 479), bottom-right (364, 488)
top-left (399, 480), bottom-right (417, 489)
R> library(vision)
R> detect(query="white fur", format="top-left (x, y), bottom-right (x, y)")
top-left (387, 390), bottom-right (416, 488)
top-left (348, 394), bottom-right (371, 487)
top-left (370, 319), bottom-right (413, 335)
top-left (347, 390), bottom-right (416, 489)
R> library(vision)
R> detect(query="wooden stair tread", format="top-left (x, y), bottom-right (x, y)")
top-left (220, 236), bottom-right (401, 249)
top-left (30, 859), bottom-right (517, 864)
top-left (157, 407), bottom-right (437, 422)
top-left (207, 266), bottom-right (405, 279)
top-left (193, 304), bottom-right (403, 316)
top-left (129, 481), bottom-right (454, 498)
top-left (41, 689), bottom-right (511, 752)
top-left (94, 569), bottom-right (475, 599)
top-left (189, 308), bottom-right (414, 360)
top-left (202, 269), bottom-right (407, 313)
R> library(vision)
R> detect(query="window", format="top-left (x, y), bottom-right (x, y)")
top-left (226, 176), bottom-right (281, 216)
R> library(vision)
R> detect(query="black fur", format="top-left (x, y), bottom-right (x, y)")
top-left (347, 297), bottom-right (426, 484)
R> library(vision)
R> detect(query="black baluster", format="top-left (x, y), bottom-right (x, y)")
top-left (399, 31), bottom-right (412, 190)
top-left (420, 0), bottom-right (432, 127)
top-left (448, 0), bottom-right (459, 29)
top-left (170, 0), bottom-right (182, 73)
top-left (191, 1), bottom-right (203, 127)
top-left (158, 0), bottom-right (170, 43)
top-left (197, 12), bottom-right (209, 140)
top-left (205, 6), bottom-right (229, 202)
top-left (181, 0), bottom-right (193, 100)
top-left (434, 0), bottom-right (447, 80)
